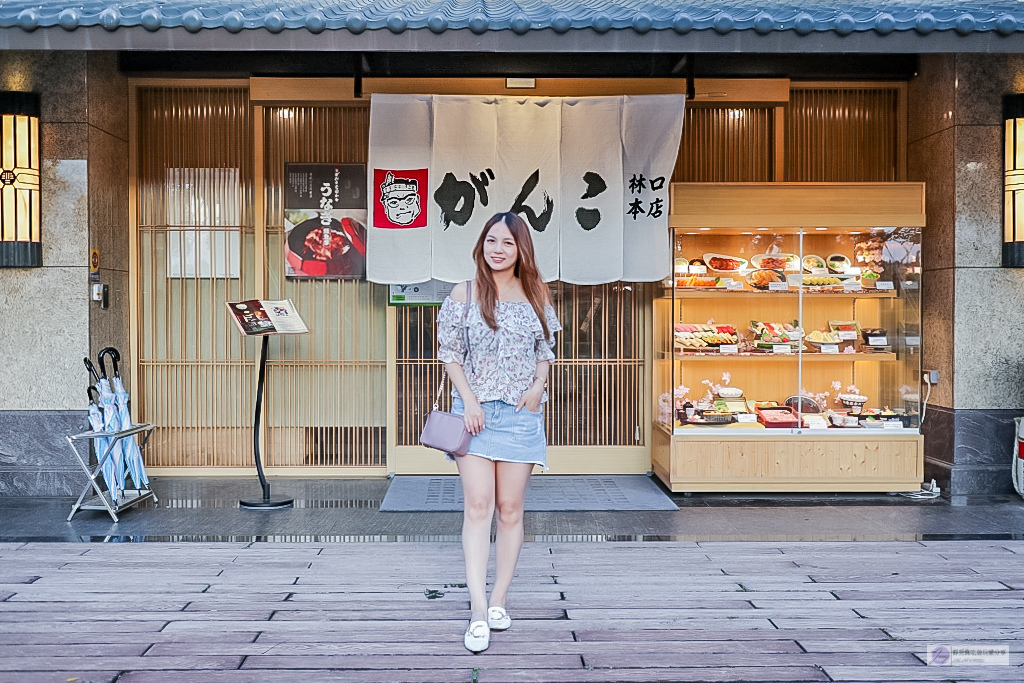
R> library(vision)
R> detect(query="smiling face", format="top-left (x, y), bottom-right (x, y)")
top-left (483, 220), bottom-right (518, 273)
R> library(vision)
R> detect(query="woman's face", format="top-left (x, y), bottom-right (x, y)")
top-left (483, 221), bottom-right (518, 273)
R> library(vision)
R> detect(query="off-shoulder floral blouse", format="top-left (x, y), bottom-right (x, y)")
top-left (437, 297), bottom-right (561, 406)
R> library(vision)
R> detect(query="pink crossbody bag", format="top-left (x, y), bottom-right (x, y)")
top-left (419, 281), bottom-right (473, 456)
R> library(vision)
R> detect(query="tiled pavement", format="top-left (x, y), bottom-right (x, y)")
top-left (1, 478), bottom-right (1023, 682)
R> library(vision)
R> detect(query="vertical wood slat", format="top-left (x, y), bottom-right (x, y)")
top-left (135, 85), bottom-right (256, 468)
top-left (262, 104), bottom-right (386, 467)
top-left (785, 87), bottom-right (900, 182)
top-left (394, 283), bottom-right (648, 448)
top-left (673, 107), bottom-right (774, 183)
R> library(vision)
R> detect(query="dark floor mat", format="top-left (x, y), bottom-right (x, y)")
top-left (380, 475), bottom-right (678, 512)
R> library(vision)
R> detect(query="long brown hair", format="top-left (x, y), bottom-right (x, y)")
top-left (472, 212), bottom-right (551, 339)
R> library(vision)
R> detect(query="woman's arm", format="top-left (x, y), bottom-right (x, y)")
top-left (439, 281), bottom-right (485, 433)
top-left (446, 361), bottom-right (485, 435)
top-left (516, 360), bottom-right (550, 413)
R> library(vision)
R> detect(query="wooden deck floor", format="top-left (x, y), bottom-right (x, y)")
top-left (0, 540), bottom-right (1022, 682)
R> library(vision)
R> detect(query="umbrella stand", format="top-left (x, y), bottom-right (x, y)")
top-left (66, 422), bottom-right (157, 522)
top-left (240, 335), bottom-right (294, 510)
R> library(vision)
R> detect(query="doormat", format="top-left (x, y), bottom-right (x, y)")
top-left (380, 475), bottom-right (678, 512)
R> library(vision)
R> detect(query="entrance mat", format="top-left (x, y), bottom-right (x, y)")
top-left (380, 475), bottom-right (678, 512)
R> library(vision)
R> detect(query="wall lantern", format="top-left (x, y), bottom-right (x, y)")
top-left (0, 92), bottom-right (41, 268)
top-left (1004, 94), bottom-right (1024, 267)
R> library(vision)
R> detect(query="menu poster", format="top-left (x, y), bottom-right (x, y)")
top-left (226, 299), bottom-right (309, 336)
top-left (284, 163), bottom-right (367, 280)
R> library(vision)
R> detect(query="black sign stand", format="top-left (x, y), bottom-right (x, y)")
top-left (240, 335), bottom-right (294, 510)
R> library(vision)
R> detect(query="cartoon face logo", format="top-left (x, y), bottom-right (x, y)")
top-left (379, 172), bottom-right (421, 226)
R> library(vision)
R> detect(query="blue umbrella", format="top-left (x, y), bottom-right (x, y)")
top-left (103, 348), bottom-right (149, 489)
top-left (96, 350), bottom-right (126, 502)
top-left (84, 359), bottom-right (119, 499)
top-left (85, 385), bottom-right (114, 488)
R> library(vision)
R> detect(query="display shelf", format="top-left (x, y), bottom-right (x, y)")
top-left (656, 181), bottom-right (925, 493)
top-left (664, 289), bottom-right (899, 299)
top-left (668, 352), bottom-right (898, 362)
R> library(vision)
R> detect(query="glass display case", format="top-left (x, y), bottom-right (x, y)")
top-left (654, 183), bottom-right (925, 492)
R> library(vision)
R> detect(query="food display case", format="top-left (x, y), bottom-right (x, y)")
top-left (653, 183), bottom-right (925, 492)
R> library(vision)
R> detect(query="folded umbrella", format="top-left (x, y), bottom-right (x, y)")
top-left (85, 359), bottom-right (119, 500)
top-left (85, 385), bottom-right (117, 494)
top-left (96, 349), bottom-right (126, 502)
top-left (104, 348), bottom-right (150, 489)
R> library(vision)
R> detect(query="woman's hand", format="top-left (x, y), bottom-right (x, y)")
top-left (517, 384), bottom-right (544, 414)
top-left (462, 396), bottom-right (486, 435)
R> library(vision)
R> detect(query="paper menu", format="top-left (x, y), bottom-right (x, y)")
top-left (226, 299), bottom-right (309, 336)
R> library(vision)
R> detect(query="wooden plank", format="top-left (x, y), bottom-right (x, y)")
top-left (240, 654), bottom-right (581, 669)
top-left (565, 608), bottom-right (816, 621)
top-left (829, 590), bottom-right (1022, 601)
top-left (267, 608), bottom-right (567, 621)
top-left (0, 672), bottom-right (119, 683)
top-left (583, 652), bottom-right (921, 668)
top-left (753, 598), bottom-right (1024, 610)
top-left (481, 667), bottom-right (829, 682)
top-left (822, 666), bottom-right (1023, 681)
top-left (733, 580), bottom-right (1009, 592)
top-left (0, 622), bottom-right (166, 634)
top-left (117, 672), bottom-right (472, 683)
top-left (0, 657), bottom-right (244, 672)
top-left (0, 610), bottom-right (275, 622)
top-left (0, 645), bottom-right (147, 658)
top-left (0, 632), bottom-right (259, 646)
top-left (251, 629), bottom-right (579, 644)
top-left (0, 576), bottom-right (42, 585)
top-left (148, 640), bottom-right (805, 656)
top-left (798, 639), bottom-right (1013, 653)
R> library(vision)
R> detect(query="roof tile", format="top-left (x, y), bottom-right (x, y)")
top-left (1, 1), bottom-right (1023, 36)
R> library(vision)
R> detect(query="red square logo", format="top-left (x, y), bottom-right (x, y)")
top-left (373, 168), bottom-right (428, 229)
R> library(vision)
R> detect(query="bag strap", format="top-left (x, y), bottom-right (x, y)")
top-left (433, 280), bottom-right (473, 411)
top-left (461, 280), bottom-right (472, 371)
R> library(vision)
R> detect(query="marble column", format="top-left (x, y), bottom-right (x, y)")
top-left (0, 52), bottom-right (129, 496)
top-left (909, 53), bottom-right (1024, 500)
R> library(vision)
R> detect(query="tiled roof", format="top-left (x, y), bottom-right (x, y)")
top-left (0, 1), bottom-right (1021, 37)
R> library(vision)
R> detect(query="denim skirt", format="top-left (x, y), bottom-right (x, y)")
top-left (449, 396), bottom-right (548, 470)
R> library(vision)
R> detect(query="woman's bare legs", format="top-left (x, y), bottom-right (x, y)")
top-left (455, 454), bottom-right (496, 623)
top-left (489, 461), bottom-right (534, 609)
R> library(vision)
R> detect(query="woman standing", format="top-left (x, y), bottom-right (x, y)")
top-left (436, 211), bottom-right (561, 653)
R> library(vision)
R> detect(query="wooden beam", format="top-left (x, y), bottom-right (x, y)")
top-left (362, 77), bottom-right (687, 97)
top-left (691, 78), bottom-right (790, 105)
top-left (670, 182), bottom-right (926, 228)
top-left (249, 77), bottom-right (357, 105)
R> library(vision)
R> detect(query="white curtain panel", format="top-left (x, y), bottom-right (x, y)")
top-left (559, 97), bottom-right (624, 285)
top-left (367, 93), bottom-right (685, 285)
top-left (621, 94), bottom-right (687, 282)
top-left (429, 95), bottom-right (499, 283)
top-left (493, 97), bottom-right (561, 282)
top-left (366, 93), bottom-right (432, 284)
